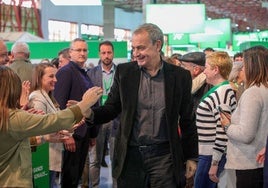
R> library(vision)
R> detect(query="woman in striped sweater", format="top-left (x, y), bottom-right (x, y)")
top-left (194, 51), bottom-right (237, 188)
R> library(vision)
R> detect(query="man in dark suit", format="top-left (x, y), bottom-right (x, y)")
top-left (87, 23), bottom-right (198, 188)
top-left (54, 38), bottom-right (98, 188)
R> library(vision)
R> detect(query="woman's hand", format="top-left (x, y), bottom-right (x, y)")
top-left (220, 112), bottom-right (231, 128)
top-left (77, 86), bottom-right (103, 117)
top-left (66, 100), bottom-right (79, 107)
top-left (256, 147), bottom-right (266, 164)
top-left (70, 118), bottom-right (85, 131)
top-left (20, 80), bottom-right (31, 108)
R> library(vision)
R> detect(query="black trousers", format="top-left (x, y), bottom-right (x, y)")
top-left (61, 131), bottom-right (90, 188)
top-left (117, 143), bottom-right (177, 188)
top-left (236, 168), bottom-right (263, 188)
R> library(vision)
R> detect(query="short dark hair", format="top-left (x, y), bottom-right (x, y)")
top-left (233, 52), bottom-right (243, 60)
top-left (99, 40), bottom-right (114, 52)
top-left (203, 47), bottom-right (215, 52)
top-left (58, 48), bottom-right (70, 59)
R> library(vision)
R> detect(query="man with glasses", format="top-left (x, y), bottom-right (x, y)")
top-left (54, 38), bottom-right (98, 188)
top-left (0, 40), bottom-right (9, 65)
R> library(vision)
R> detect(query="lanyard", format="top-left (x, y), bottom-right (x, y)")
top-left (201, 80), bottom-right (229, 102)
top-left (103, 72), bottom-right (114, 94)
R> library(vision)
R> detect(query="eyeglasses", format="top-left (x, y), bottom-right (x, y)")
top-left (71, 48), bottom-right (88, 53)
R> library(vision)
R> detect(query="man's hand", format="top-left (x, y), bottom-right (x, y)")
top-left (185, 160), bottom-right (197, 179)
top-left (89, 138), bottom-right (96, 147)
top-left (64, 136), bottom-right (76, 152)
top-left (184, 160), bottom-right (197, 188)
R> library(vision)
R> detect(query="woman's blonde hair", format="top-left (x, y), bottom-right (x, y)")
top-left (243, 45), bottom-right (268, 88)
top-left (206, 51), bottom-right (233, 80)
top-left (0, 66), bottom-right (22, 131)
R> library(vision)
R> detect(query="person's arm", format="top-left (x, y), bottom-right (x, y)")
top-left (10, 87), bottom-right (103, 139)
top-left (180, 71), bottom-right (198, 160)
top-left (87, 65), bottom-right (122, 125)
top-left (223, 89), bottom-right (261, 143)
top-left (179, 71), bottom-right (199, 181)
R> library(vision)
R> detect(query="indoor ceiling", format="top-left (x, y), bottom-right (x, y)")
top-left (113, 0), bottom-right (268, 32)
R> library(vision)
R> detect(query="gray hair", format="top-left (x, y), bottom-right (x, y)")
top-left (133, 23), bottom-right (164, 50)
top-left (11, 42), bottom-right (30, 54)
top-left (228, 61), bottom-right (243, 82)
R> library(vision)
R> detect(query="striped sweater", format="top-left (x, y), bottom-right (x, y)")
top-left (196, 83), bottom-right (237, 162)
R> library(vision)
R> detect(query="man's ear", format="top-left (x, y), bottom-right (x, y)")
top-left (193, 66), bottom-right (202, 77)
top-left (155, 40), bottom-right (162, 52)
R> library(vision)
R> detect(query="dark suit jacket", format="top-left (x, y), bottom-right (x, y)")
top-left (54, 61), bottom-right (98, 138)
top-left (91, 61), bottom-right (198, 185)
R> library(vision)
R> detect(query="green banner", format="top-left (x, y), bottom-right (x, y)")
top-left (32, 143), bottom-right (49, 188)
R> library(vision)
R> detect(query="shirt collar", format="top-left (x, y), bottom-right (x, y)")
top-left (101, 63), bottom-right (115, 74)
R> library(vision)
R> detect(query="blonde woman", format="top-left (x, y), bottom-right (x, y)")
top-left (194, 51), bottom-right (237, 188)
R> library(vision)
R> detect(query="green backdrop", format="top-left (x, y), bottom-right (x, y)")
top-left (6, 41), bottom-right (127, 59)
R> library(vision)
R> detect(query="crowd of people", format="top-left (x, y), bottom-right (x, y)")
top-left (0, 22), bottom-right (268, 188)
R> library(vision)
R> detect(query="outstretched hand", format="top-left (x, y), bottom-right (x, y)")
top-left (77, 86), bottom-right (103, 117)
top-left (82, 86), bottom-right (103, 107)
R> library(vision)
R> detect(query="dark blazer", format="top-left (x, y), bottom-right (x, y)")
top-left (54, 61), bottom-right (98, 138)
top-left (91, 61), bottom-right (198, 185)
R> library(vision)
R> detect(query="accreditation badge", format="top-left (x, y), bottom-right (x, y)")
top-left (101, 95), bottom-right (108, 106)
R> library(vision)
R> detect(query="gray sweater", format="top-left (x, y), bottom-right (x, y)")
top-left (225, 84), bottom-right (268, 170)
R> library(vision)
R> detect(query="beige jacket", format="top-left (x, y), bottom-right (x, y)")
top-left (0, 105), bottom-right (82, 188)
top-left (29, 90), bottom-right (62, 172)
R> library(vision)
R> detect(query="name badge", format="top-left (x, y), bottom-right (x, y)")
top-left (101, 95), bottom-right (108, 106)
